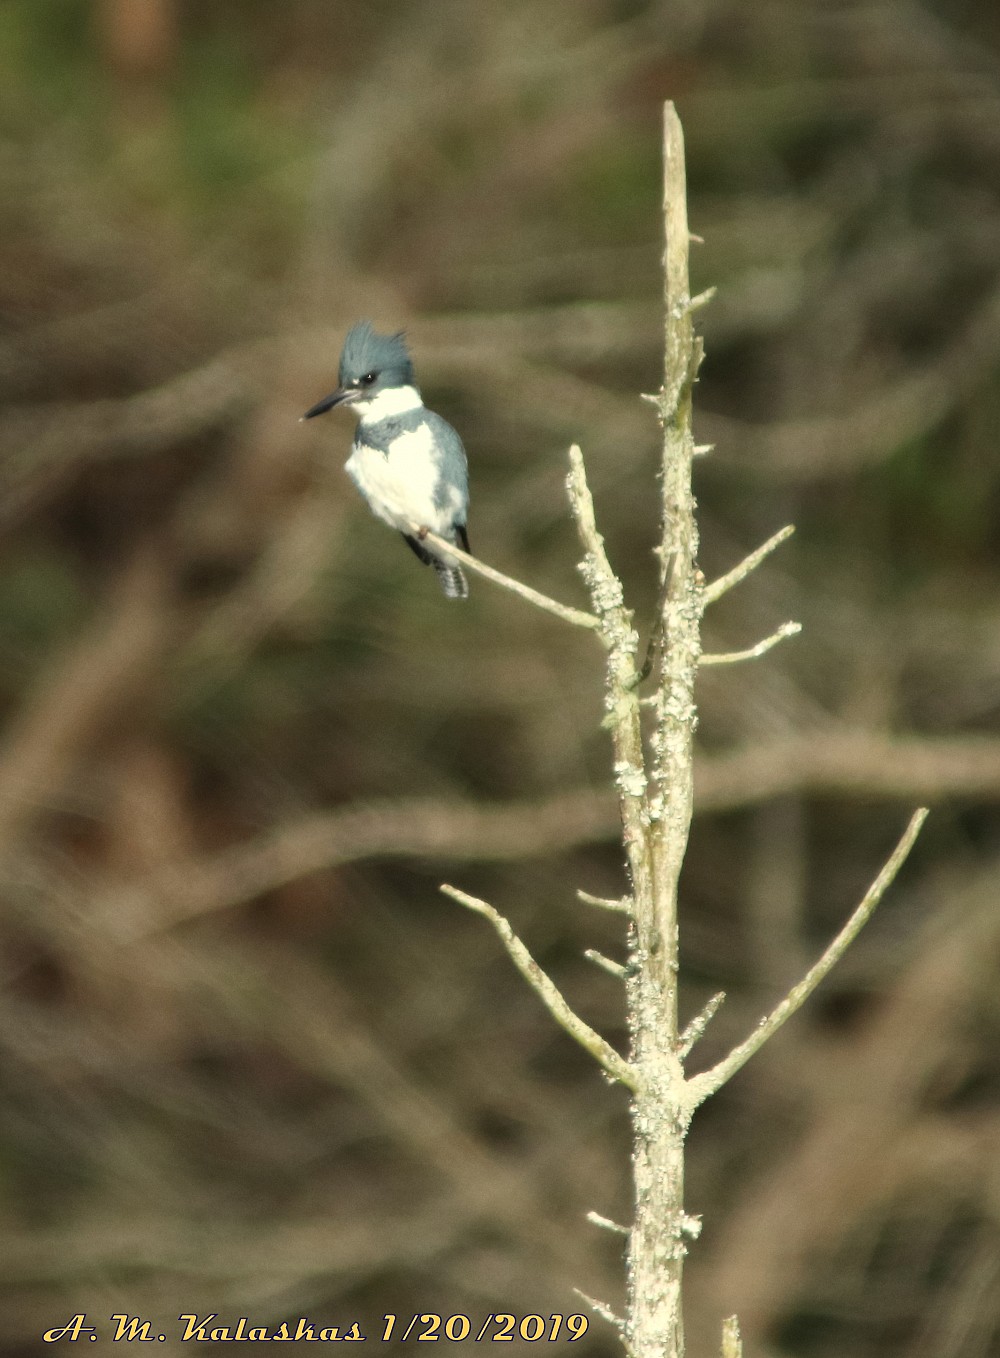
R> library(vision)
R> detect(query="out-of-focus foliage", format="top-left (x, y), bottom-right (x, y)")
top-left (1, 2), bottom-right (1000, 1355)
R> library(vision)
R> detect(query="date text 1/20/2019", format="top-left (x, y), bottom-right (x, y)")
top-left (42, 1313), bottom-right (590, 1344)
top-left (381, 1314), bottom-right (589, 1342)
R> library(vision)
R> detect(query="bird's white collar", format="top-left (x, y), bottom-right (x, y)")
top-left (353, 384), bottom-right (424, 422)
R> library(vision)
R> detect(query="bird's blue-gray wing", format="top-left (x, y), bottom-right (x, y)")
top-left (424, 412), bottom-right (469, 522)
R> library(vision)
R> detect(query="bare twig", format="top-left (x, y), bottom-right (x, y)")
top-left (684, 286), bottom-right (717, 314)
top-left (700, 620), bottom-right (801, 666)
top-left (677, 991), bottom-right (726, 1060)
top-left (706, 864), bottom-right (1000, 1335)
top-left (441, 884), bottom-right (639, 1092)
top-left (574, 1289), bottom-right (627, 1335)
top-left (565, 441), bottom-right (654, 917)
top-left (584, 949), bottom-right (627, 980)
top-left (587, 1211), bottom-right (630, 1236)
top-left (687, 808), bottom-right (928, 1105)
top-left (416, 526), bottom-right (599, 631)
top-left (577, 888), bottom-right (632, 913)
top-left (703, 525), bottom-right (796, 605)
top-left (721, 1315), bottom-right (743, 1358)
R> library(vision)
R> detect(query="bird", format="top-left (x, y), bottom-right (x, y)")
top-left (302, 322), bottom-right (470, 599)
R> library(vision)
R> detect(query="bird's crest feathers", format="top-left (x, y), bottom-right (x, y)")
top-left (339, 321), bottom-right (414, 387)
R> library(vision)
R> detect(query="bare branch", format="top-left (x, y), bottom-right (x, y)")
top-left (703, 525), bottom-right (796, 605)
top-left (574, 1289), bottom-right (627, 1335)
top-left (705, 861), bottom-right (1000, 1334)
top-left (576, 888), bottom-right (632, 913)
top-left (584, 949), bottom-right (627, 980)
top-left (587, 1211), bottom-right (630, 1236)
top-left (721, 1316), bottom-right (743, 1358)
top-left (700, 620), bottom-right (801, 666)
top-left (441, 884), bottom-right (639, 1092)
top-left (416, 526), bottom-right (599, 631)
top-left (677, 991), bottom-right (726, 1061)
top-left (619, 101), bottom-right (702, 1358)
top-left (565, 445), bottom-right (637, 648)
top-left (690, 286), bottom-right (716, 311)
top-left (687, 808), bottom-right (928, 1105)
top-left (565, 441), bottom-right (654, 917)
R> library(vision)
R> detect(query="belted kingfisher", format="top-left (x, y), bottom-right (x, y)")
top-left (302, 322), bottom-right (470, 599)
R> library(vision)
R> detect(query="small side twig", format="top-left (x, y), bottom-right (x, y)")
top-left (677, 285), bottom-right (717, 316)
top-left (700, 620), bottom-right (801, 666)
top-left (721, 1315), bottom-right (743, 1358)
top-left (442, 884), bottom-right (639, 1091)
top-left (574, 1289), bottom-right (627, 1336)
top-left (677, 990), bottom-right (726, 1060)
top-left (577, 888), bottom-right (632, 914)
top-left (584, 948), bottom-right (627, 980)
top-left (587, 1210), bottom-right (630, 1236)
top-left (703, 525), bottom-right (795, 605)
top-left (687, 808), bottom-right (928, 1105)
top-left (416, 526), bottom-right (598, 631)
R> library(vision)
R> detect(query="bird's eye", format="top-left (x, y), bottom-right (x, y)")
top-left (360, 371), bottom-right (377, 386)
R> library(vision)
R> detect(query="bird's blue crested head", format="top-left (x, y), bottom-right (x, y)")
top-left (338, 321), bottom-right (414, 392)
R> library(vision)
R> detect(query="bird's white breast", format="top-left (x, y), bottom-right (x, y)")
top-left (346, 424), bottom-right (453, 536)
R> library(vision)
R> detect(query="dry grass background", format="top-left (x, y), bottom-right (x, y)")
top-left (1, 1), bottom-right (1000, 1353)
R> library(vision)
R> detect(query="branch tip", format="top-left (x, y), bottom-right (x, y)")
top-left (678, 990), bottom-right (726, 1059)
top-left (700, 620), bottom-right (801, 666)
top-left (721, 1315), bottom-right (743, 1358)
top-left (442, 883), bottom-right (639, 1091)
top-left (584, 948), bottom-right (627, 980)
top-left (576, 888), bottom-right (631, 914)
top-left (573, 1290), bottom-right (625, 1332)
top-left (686, 285), bottom-right (717, 313)
top-left (688, 808), bottom-right (928, 1104)
top-left (586, 1210), bottom-right (630, 1236)
top-left (704, 524), bottom-right (796, 605)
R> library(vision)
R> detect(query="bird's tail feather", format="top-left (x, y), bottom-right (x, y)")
top-left (434, 562), bottom-right (469, 599)
top-left (400, 531), bottom-right (469, 598)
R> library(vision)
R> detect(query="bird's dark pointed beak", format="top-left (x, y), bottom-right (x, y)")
top-left (301, 387), bottom-right (359, 420)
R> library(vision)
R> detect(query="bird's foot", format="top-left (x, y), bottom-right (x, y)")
top-left (416, 525), bottom-right (430, 540)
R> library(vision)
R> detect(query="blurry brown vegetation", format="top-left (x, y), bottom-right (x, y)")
top-left (1, 1), bottom-right (1000, 1354)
